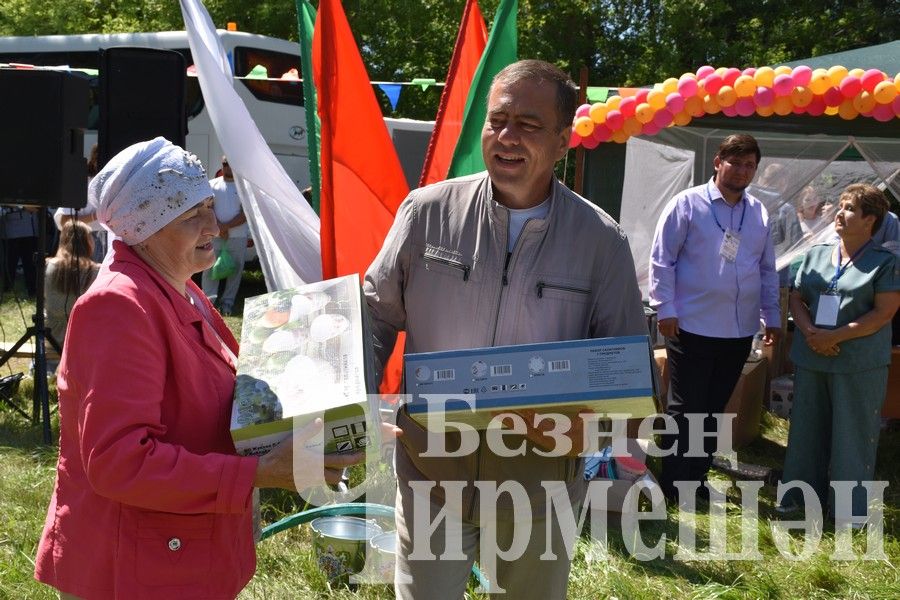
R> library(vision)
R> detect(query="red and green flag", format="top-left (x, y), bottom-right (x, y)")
top-left (446, 0), bottom-right (518, 179)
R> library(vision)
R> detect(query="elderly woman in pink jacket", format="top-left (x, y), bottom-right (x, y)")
top-left (34, 138), bottom-right (368, 599)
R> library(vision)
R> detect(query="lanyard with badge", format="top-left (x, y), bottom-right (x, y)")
top-left (707, 183), bottom-right (746, 262)
top-left (814, 241), bottom-right (870, 327)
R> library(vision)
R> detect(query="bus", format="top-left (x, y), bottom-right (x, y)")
top-left (0, 30), bottom-right (433, 190)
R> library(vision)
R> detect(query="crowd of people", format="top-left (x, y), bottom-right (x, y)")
top-left (26, 59), bottom-right (900, 599)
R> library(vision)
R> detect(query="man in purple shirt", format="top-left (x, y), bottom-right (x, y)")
top-left (648, 134), bottom-right (781, 505)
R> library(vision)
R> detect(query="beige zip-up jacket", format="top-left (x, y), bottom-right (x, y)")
top-left (364, 171), bottom-right (646, 518)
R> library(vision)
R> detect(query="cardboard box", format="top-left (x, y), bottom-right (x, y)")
top-left (882, 348), bottom-right (900, 419)
top-left (723, 358), bottom-right (768, 448)
top-left (404, 335), bottom-right (660, 431)
top-left (230, 275), bottom-right (378, 456)
top-left (769, 374), bottom-right (794, 419)
top-left (587, 438), bottom-right (661, 515)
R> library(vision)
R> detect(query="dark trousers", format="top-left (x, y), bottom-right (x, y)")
top-left (3, 236), bottom-right (37, 297)
top-left (659, 329), bottom-right (752, 497)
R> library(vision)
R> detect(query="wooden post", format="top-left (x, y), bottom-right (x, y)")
top-left (574, 65), bottom-right (588, 196)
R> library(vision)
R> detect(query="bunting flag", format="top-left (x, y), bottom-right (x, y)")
top-left (418, 0), bottom-right (487, 187)
top-left (296, 0), bottom-right (321, 213)
top-left (378, 83), bottom-right (403, 111)
top-left (447, 0), bottom-right (518, 178)
top-left (313, 0), bottom-right (410, 394)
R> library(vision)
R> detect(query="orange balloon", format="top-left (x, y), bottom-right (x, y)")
top-left (622, 117), bottom-right (642, 137)
top-left (791, 86), bottom-right (813, 107)
top-left (716, 85), bottom-right (737, 107)
top-left (827, 65), bottom-right (849, 87)
top-left (673, 111), bottom-right (692, 126)
top-left (808, 69), bottom-right (832, 95)
top-left (611, 130), bottom-right (629, 143)
top-left (852, 91), bottom-right (876, 113)
top-left (702, 94), bottom-right (722, 114)
top-left (824, 105), bottom-right (839, 116)
top-left (635, 102), bottom-right (655, 124)
top-left (838, 99), bottom-right (859, 120)
top-left (606, 95), bottom-right (623, 110)
top-left (684, 95), bottom-right (705, 117)
top-left (733, 75), bottom-right (756, 97)
top-left (754, 66), bottom-right (776, 88)
top-left (774, 65), bottom-right (792, 76)
top-left (661, 77), bottom-right (679, 95)
top-left (647, 89), bottom-right (667, 109)
top-left (589, 102), bottom-right (609, 123)
top-left (873, 80), bottom-right (898, 104)
top-left (848, 68), bottom-right (865, 79)
top-left (574, 116), bottom-right (595, 137)
top-left (755, 105), bottom-right (775, 117)
top-left (773, 96), bottom-right (794, 115)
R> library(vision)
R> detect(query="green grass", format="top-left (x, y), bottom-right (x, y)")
top-left (0, 280), bottom-right (898, 599)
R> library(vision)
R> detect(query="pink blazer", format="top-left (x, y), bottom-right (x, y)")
top-left (35, 242), bottom-right (259, 599)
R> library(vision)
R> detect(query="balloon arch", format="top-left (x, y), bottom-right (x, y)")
top-left (569, 65), bottom-right (900, 149)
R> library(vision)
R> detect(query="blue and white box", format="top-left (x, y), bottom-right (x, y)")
top-left (404, 335), bottom-right (659, 431)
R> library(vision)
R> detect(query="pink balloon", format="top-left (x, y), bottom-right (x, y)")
top-left (652, 109), bottom-right (674, 128)
top-left (792, 65), bottom-right (812, 87)
top-left (753, 86), bottom-right (774, 107)
top-left (592, 123), bottom-right (613, 142)
top-left (568, 131), bottom-right (582, 148)
top-left (723, 67), bottom-right (741, 87)
top-left (861, 69), bottom-right (884, 93)
top-left (677, 76), bottom-right (698, 98)
top-left (635, 88), bottom-right (650, 104)
top-left (823, 87), bottom-right (843, 107)
top-left (575, 103), bottom-right (592, 118)
top-left (773, 74), bottom-right (795, 96)
top-left (742, 67), bottom-right (757, 77)
top-left (582, 133), bottom-right (601, 149)
top-left (704, 73), bottom-right (724, 95)
top-left (665, 92), bottom-right (685, 113)
top-left (619, 96), bottom-right (637, 118)
top-left (722, 105), bottom-right (738, 117)
top-left (605, 109), bottom-right (624, 130)
top-left (696, 65), bottom-right (715, 79)
top-left (806, 96), bottom-right (826, 116)
top-left (641, 122), bottom-right (661, 136)
top-left (735, 98), bottom-right (755, 116)
top-left (893, 95), bottom-right (900, 117)
top-left (792, 103), bottom-right (807, 115)
top-left (872, 103), bottom-right (894, 122)
top-left (839, 76), bottom-right (863, 98)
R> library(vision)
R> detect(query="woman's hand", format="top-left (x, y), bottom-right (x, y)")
top-left (253, 419), bottom-right (403, 492)
top-left (253, 419), bottom-right (364, 491)
top-left (804, 327), bottom-right (840, 356)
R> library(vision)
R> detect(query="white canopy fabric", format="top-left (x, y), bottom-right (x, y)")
top-left (620, 127), bottom-right (900, 299)
top-left (180, 0), bottom-right (322, 289)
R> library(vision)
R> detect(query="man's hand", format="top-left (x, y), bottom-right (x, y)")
top-left (218, 221), bottom-right (229, 239)
top-left (658, 317), bottom-right (679, 339)
top-left (510, 408), bottom-right (593, 457)
top-left (763, 327), bottom-right (781, 346)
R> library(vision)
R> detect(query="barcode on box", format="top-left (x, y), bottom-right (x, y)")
top-left (549, 359), bottom-right (570, 372)
top-left (434, 368), bottom-right (455, 381)
top-left (491, 364), bottom-right (512, 377)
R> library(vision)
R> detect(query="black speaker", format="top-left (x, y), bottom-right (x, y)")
top-left (0, 69), bottom-right (89, 208)
top-left (98, 47), bottom-right (186, 167)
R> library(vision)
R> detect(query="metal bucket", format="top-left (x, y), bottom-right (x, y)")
top-left (310, 516), bottom-right (383, 586)
top-left (369, 530), bottom-right (398, 582)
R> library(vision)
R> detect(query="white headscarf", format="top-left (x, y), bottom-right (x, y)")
top-left (90, 137), bottom-right (213, 245)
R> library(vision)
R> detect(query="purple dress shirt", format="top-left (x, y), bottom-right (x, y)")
top-left (649, 179), bottom-right (781, 338)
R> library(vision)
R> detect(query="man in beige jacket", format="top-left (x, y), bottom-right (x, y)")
top-left (365, 60), bottom-right (646, 599)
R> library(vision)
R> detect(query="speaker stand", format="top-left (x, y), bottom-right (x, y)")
top-left (0, 207), bottom-right (62, 444)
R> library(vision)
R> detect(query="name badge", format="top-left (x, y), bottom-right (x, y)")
top-left (815, 293), bottom-right (840, 327)
top-left (719, 229), bottom-right (741, 262)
